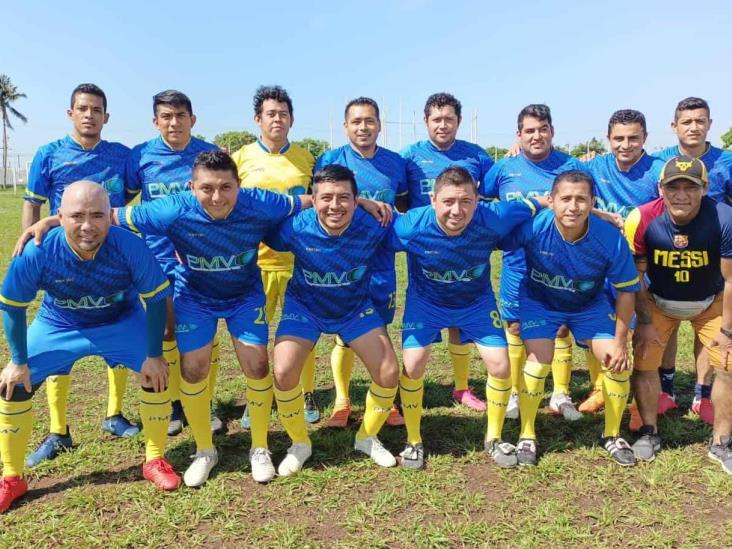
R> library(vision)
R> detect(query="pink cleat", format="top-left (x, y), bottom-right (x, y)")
top-left (691, 397), bottom-right (714, 425)
top-left (657, 392), bottom-right (678, 415)
top-left (453, 389), bottom-right (487, 412)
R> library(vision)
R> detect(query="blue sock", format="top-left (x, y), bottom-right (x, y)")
top-left (695, 383), bottom-right (712, 400)
top-left (659, 367), bottom-right (675, 397)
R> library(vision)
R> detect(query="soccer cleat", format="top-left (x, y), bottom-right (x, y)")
top-left (142, 458), bottom-right (181, 491)
top-left (452, 388), bottom-right (487, 412)
top-left (210, 411), bottom-right (224, 433)
top-left (102, 414), bottom-right (140, 438)
top-left (277, 443), bottom-right (313, 477)
top-left (385, 404), bottom-right (405, 427)
top-left (26, 430), bottom-right (73, 468)
top-left (326, 400), bottom-right (351, 428)
top-left (399, 443), bottom-right (425, 470)
top-left (240, 405), bottom-right (251, 430)
top-left (183, 448), bottom-right (218, 488)
top-left (303, 392), bottom-right (320, 424)
top-left (657, 392), bottom-right (678, 415)
top-left (549, 393), bottom-right (583, 421)
top-left (632, 426), bottom-right (661, 462)
top-left (578, 389), bottom-right (605, 414)
top-left (628, 403), bottom-right (643, 432)
top-left (516, 438), bottom-right (538, 467)
top-left (0, 476), bottom-right (28, 513)
top-left (601, 436), bottom-right (636, 466)
top-left (485, 439), bottom-right (519, 468)
top-left (708, 436), bottom-right (732, 475)
top-left (505, 393), bottom-right (519, 420)
top-left (168, 400), bottom-right (185, 436)
top-left (249, 447), bottom-right (276, 483)
top-left (691, 397), bottom-right (714, 426)
top-left (354, 436), bottom-right (397, 467)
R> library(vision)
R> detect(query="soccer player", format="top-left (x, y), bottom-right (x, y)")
top-left (0, 182), bottom-right (176, 514)
top-left (625, 156), bottom-right (732, 472)
top-left (390, 167), bottom-right (541, 469)
top-left (500, 171), bottom-right (640, 466)
top-left (126, 90), bottom-right (221, 436)
top-left (232, 85), bottom-right (318, 426)
top-left (264, 165), bottom-right (399, 475)
top-left (484, 104), bottom-right (585, 422)
top-left (400, 92), bottom-right (495, 411)
top-left (21, 83), bottom-right (138, 467)
top-left (314, 97), bottom-right (408, 428)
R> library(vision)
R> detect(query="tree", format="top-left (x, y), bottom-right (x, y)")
top-left (213, 130), bottom-right (256, 153)
top-left (194, 133), bottom-right (207, 142)
top-left (722, 127), bottom-right (732, 151)
top-left (293, 138), bottom-right (330, 159)
top-left (485, 145), bottom-right (508, 159)
top-left (570, 137), bottom-right (606, 158)
top-left (0, 74), bottom-right (28, 188)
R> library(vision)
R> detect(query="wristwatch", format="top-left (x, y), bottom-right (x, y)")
top-left (721, 327), bottom-right (732, 338)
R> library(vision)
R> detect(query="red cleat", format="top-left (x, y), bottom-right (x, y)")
top-left (628, 403), bottom-right (643, 432)
top-left (143, 458), bottom-right (181, 491)
top-left (326, 401), bottom-right (352, 428)
top-left (657, 392), bottom-right (678, 415)
top-left (691, 398), bottom-right (714, 426)
top-left (0, 476), bottom-right (28, 513)
top-left (385, 404), bottom-right (405, 427)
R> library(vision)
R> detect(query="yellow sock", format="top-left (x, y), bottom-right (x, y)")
top-left (246, 374), bottom-right (274, 449)
top-left (163, 341), bottom-right (180, 401)
top-left (179, 378), bottom-right (213, 451)
top-left (602, 368), bottom-right (630, 438)
top-left (399, 374), bottom-right (424, 445)
top-left (356, 382), bottom-right (397, 441)
top-left (139, 388), bottom-right (171, 461)
top-left (208, 336), bottom-right (220, 402)
top-left (301, 350), bottom-right (316, 394)
top-left (47, 374), bottom-right (71, 435)
top-left (274, 386), bottom-right (310, 445)
top-left (106, 365), bottom-right (129, 417)
top-left (331, 340), bottom-right (354, 403)
top-left (0, 399), bottom-right (33, 477)
top-left (519, 360), bottom-right (550, 440)
top-left (486, 375), bottom-right (512, 441)
top-left (449, 342), bottom-right (472, 391)
top-left (506, 331), bottom-right (526, 394)
top-left (551, 336), bottom-right (573, 395)
top-left (586, 350), bottom-right (604, 392)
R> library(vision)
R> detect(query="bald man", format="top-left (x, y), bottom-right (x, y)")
top-left (0, 182), bottom-right (179, 514)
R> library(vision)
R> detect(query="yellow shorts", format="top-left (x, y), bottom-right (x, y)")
top-left (262, 269), bottom-right (292, 322)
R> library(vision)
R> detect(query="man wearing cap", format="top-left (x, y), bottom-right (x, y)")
top-left (625, 156), bottom-right (732, 472)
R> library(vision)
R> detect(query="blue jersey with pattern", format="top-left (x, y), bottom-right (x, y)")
top-left (0, 226), bottom-right (170, 328)
top-left (656, 144), bottom-right (732, 203)
top-left (25, 135), bottom-right (130, 213)
top-left (401, 139), bottom-right (494, 208)
top-left (501, 209), bottom-right (640, 312)
top-left (388, 200), bottom-right (538, 308)
top-left (126, 136), bottom-right (218, 265)
top-left (118, 189), bottom-right (298, 306)
top-left (266, 208), bottom-right (390, 320)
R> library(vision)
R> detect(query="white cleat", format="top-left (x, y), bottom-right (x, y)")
top-left (249, 447), bottom-right (276, 483)
top-left (354, 436), bottom-right (396, 467)
top-left (549, 393), bottom-right (583, 421)
top-left (183, 448), bottom-right (218, 488)
top-left (506, 392), bottom-right (520, 420)
top-left (277, 443), bottom-right (312, 477)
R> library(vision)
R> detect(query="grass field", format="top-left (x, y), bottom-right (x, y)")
top-left (0, 188), bottom-right (730, 548)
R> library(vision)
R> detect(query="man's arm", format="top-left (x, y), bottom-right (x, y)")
top-left (21, 201), bottom-right (42, 231)
top-left (606, 290), bottom-right (636, 373)
top-left (632, 257), bottom-right (661, 361)
top-left (710, 258), bottom-right (732, 369)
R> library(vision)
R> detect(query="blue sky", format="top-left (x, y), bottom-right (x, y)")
top-left (3, 0), bottom-right (731, 162)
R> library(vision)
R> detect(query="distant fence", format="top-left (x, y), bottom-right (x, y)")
top-left (0, 162), bottom-right (30, 193)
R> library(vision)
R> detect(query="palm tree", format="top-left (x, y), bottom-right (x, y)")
top-left (0, 74), bottom-right (28, 189)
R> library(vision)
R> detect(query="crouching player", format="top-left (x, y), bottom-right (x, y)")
top-left (501, 171), bottom-right (639, 466)
top-left (389, 167), bottom-right (542, 469)
top-left (266, 165), bottom-right (399, 475)
top-left (0, 182), bottom-right (176, 513)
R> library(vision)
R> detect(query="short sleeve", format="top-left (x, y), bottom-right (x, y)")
top-left (608, 233), bottom-right (641, 292)
top-left (263, 218), bottom-right (293, 252)
top-left (124, 236), bottom-right (171, 303)
top-left (24, 148), bottom-right (50, 203)
top-left (125, 147), bottom-right (143, 193)
top-left (481, 161), bottom-right (502, 200)
top-left (118, 197), bottom-right (180, 236)
top-left (0, 243), bottom-right (44, 310)
top-left (624, 207), bottom-right (646, 256)
top-left (497, 217), bottom-right (532, 251)
top-left (486, 199), bottom-right (539, 238)
top-left (250, 188), bottom-right (299, 223)
top-left (719, 205), bottom-right (732, 258)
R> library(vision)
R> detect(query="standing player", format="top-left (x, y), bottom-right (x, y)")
top-left (21, 84), bottom-right (138, 467)
top-left (400, 92), bottom-right (495, 411)
top-left (315, 97), bottom-right (408, 427)
top-left (232, 86), bottom-right (317, 426)
top-left (126, 90), bottom-right (221, 436)
top-left (501, 171), bottom-right (640, 466)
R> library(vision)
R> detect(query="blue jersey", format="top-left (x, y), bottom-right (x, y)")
top-left (401, 139), bottom-right (494, 208)
top-left (25, 135), bottom-right (131, 213)
top-left (388, 199), bottom-right (538, 308)
top-left (501, 209), bottom-right (640, 312)
top-left (266, 207), bottom-right (390, 320)
top-left (656, 144), bottom-right (732, 203)
top-left (0, 226), bottom-right (170, 328)
top-left (118, 189), bottom-right (299, 306)
top-left (126, 136), bottom-right (218, 264)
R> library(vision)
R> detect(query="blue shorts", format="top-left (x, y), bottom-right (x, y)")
top-left (174, 293), bottom-right (267, 353)
top-left (370, 269), bottom-right (397, 325)
top-left (402, 293), bottom-right (506, 349)
top-left (276, 296), bottom-right (385, 344)
top-left (499, 267), bottom-right (522, 322)
top-left (519, 296), bottom-right (616, 343)
top-left (27, 309), bottom-right (148, 385)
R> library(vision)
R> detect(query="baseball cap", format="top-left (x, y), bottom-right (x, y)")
top-left (659, 155), bottom-right (708, 186)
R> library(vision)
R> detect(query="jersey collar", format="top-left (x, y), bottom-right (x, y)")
top-left (63, 233), bottom-right (102, 261)
top-left (68, 134), bottom-right (102, 151)
top-left (552, 214), bottom-right (591, 245)
top-left (428, 139), bottom-right (456, 153)
top-left (348, 143), bottom-right (378, 159)
top-left (614, 150), bottom-right (646, 173)
top-left (160, 135), bottom-right (191, 152)
top-left (257, 138), bottom-right (290, 155)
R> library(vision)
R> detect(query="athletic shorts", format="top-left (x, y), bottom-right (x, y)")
top-left (276, 296), bottom-right (385, 345)
top-left (174, 293), bottom-right (268, 353)
top-left (519, 295), bottom-right (615, 343)
top-left (27, 308), bottom-right (148, 385)
top-left (262, 269), bottom-right (293, 322)
top-left (401, 292), bottom-right (506, 349)
top-left (370, 269), bottom-right (397, 325)
top-left (498, 266), bottom-right (522, 323)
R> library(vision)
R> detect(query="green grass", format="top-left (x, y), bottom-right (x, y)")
top-left (1, 188), bottom-right (731, 547)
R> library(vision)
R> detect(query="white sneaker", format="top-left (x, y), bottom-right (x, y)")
top-left (549, 393), bottom-right (583, 421)
top-left (277, 443), bottom-right (312, 477)
top-left (354, 436), bottom-right (396, 467)
top-left (506, 392), bottom-right (519, 420)
top-left (183, 448), bottom-right (218, 488)
top-left (249, 447), bottom-right (276, 483)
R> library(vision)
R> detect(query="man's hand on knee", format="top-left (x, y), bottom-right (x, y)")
top-left (0, 362), bottom-right (32, 400)
top-left (140, 356), bottom-right (169, 392)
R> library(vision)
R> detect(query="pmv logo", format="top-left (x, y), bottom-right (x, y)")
top-left (360, 189), bottom-right (396, 203)
top-left (402, 321), bottom-right (425, 331)
top-left (187, 250), bottom-right (256, 272)
top-left (303, 266), bottom-right (367, 287)
top-left (505, 189), bottom-right (547, 202)
top-left (55, 291), bottom-right (125, 309)
top-left (419, 178), bottom-right (436, 195)
top-left (529, 269), bottom-right (595, 293)
top-left (422, 263), bottom-right (487, 284)
top-left (102, 177), bottom-right (124, 195)
top-left (148, 181), bottom-right (188, 199)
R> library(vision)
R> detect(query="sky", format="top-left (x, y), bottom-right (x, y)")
top-left (3, 0), bottom-right (732, 164)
